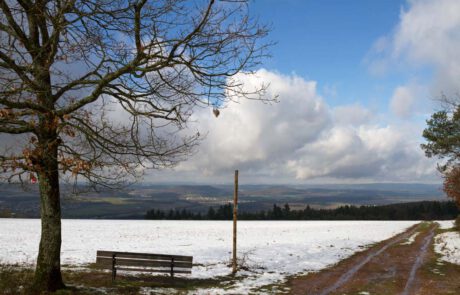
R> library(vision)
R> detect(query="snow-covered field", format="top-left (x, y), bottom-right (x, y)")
top-left (0, 219), bottom-right (417, 293)
top-left (436, 220), bottom-right (456, 230)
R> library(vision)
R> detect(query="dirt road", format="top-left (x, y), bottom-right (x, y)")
top-left (287, 222), bottom-right (460, 295)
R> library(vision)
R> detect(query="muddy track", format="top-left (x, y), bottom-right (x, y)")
top-left (401, 226), bottom-right (436, 295)
top-left (288, 223), bottom-right (439, 295)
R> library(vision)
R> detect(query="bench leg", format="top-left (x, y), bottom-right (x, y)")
top-left (112, 254), bottom-right (117, 282)
top-left (112, 268), bottom-right (117, 282)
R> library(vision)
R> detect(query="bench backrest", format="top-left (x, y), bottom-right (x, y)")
top-left (96, 250), bottom-right (193, 274)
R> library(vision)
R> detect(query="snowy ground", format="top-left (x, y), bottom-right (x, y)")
top-left (434, 220), bottom-right (460, 266)
top-left (400, 232), bottom-right (419, 245)
top-left (436, 220), bottom-right (456, 230)
top-left (0, 219), bottom-right (418, 294)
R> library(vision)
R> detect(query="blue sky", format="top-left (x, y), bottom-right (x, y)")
top-left (148, 0), bottom-right (460, 184)
top-left (250, 0), bottom-right (407, 109)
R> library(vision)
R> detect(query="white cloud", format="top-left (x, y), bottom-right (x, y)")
top-left (393, 0), bottom-right (460, 94)
top-left (287, 123), bottom-right (433, 181)
top-left (175, 69), bottom-right (331, 175)
top-left (333, 104), bottom-right (373, 126)
top-left (390, 86), bottom-right (415, 118)
top-left (362, 0), bottom-right (460, 157)
top-left (368, 0), bottom-right (460, 95)
top-left (389, 84), bottom-right (428, 118)
top-left (146, 69), bottom-right (437, 184)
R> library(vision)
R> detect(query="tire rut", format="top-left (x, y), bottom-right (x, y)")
top-left (401, 225), bottom-right (436, 295)
top-left (315, 225), bottom-right (421, 295)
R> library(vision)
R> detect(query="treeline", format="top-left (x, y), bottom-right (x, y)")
top-left (145, 201), bottom-right (459, 220)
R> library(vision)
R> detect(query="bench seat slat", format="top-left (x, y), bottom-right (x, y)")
top-left (97, 250), bottom-right (193, 262)
top-left (96, 257), bottom-right (193, 268)
top-left (115, 267), bottom-right (192, 274)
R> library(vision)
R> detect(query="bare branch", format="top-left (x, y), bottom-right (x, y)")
top-left (0, 0), bottom-right (270, 189)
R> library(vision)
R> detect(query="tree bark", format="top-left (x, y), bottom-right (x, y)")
top-left (31, 137), bottom-right (65, 292)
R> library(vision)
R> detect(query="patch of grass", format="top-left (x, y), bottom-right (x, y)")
top-left (415, 238), bottom-right (460, 294)
top-left (0, 264), bottom-right (239, 294)
top-left (0, 264), bottom-right (33, 295)
top-left (419, 221), bottom-right (433, 230)
top-left (255, 281), bottom-right (290, 294)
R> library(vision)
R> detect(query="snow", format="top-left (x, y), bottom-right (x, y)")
top-left (0, 219), bottom-right (417, 293)
top-left (436, 220), bottom-right (456, 230)
top-left (434, 231), bottom-right (460, 265)
top-left (400, 232), bottom-right (419, 245)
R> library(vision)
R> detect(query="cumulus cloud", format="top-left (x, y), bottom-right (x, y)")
top-left (369, 0), bottom-right (460, 94)
top-left (390, 86), bottom-right (415, 118)
top-left (174, 70), bottom-right (331, 176)
top-left (333, 104), bottom-right (373, 126)
top-left (86, 0), bottom-right (457, 184)
top-left (148, 0), bottom-right (460, 184)
top-left (287, 123), bottom-right (433, 181)
top-left (390, 83), bottom-right (428, 118)
top-left (395, 0), bottom-right (460, 93)
top-left (147, 69), bottom-right (437, 184)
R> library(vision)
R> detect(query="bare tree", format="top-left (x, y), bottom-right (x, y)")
top-left (0, 0), bottom-right (269, 291)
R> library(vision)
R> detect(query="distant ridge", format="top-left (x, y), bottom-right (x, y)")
top-left (0, 183), bottom-right (446, 219)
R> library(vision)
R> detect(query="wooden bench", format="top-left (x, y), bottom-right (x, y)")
top-left (95, 250), bottom-right (193, 281)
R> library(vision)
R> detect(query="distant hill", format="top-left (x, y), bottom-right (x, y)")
top-left (0, 183), bottom-right (446, 219)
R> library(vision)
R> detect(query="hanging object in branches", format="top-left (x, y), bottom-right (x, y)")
top-left (213, 108), bottom-right (220, 118)
top-left (30, 173), bottom-right (37, 184)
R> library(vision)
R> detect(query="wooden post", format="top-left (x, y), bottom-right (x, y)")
top-left (232, 170), bottom-right (239, 274)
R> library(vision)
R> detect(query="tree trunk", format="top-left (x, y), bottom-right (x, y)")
top-left (31, 139), bottom-right (65, 292)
